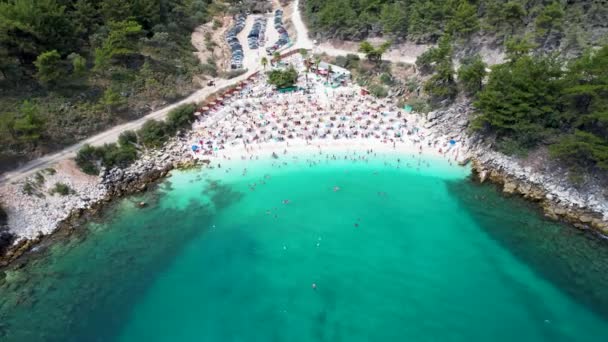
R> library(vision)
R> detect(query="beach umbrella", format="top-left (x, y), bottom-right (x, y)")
top-left (450, 139), bottom-right (457, 145)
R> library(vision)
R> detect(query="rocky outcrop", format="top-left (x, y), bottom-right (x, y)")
top-left (470, 158), bottom-right (608, 235)
top-left (0, 135), bottom-right (206, 267)
top-left (423, 101), bottom-right (608, 236)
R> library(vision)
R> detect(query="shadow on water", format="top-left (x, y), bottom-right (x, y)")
top-left (204, 179), bottom-right (244, 210)
top-left (446, 179), bottom-right (608, 320)
top-left (0, 177), bottom-right (245, 342)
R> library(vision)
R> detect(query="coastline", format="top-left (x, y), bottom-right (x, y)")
top-left (470, 157), bottom-right (608, 235)
top-left (0, 134), bottom-right (466, 267)
top-left (421, 102), bottom-right (608, 236)
top-left (2, 58), bottom-right (608, 267)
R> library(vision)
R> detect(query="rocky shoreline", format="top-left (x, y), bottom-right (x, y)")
top-left (0, 134), bottom-right (205, 267)
top-left (2, 99), bottom-right (608, 268)
top-left (423, 101), bottom-right (608, 236)
top-left (470, 157), bottom-right (608, 235)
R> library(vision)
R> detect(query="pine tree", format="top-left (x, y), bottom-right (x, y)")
top-left (34, 50), bottom-right (66, 85)
top-left (458, 55), bottom-right (486, 95)
top-left (447, 0), bottom-right (479, 39)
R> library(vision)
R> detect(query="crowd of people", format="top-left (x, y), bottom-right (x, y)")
top-left (185, 55), bottom-right (463, 165)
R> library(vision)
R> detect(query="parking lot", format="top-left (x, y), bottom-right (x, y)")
top-left (225, 14), bottom-right (246, 69)
top-left (224, 5), bottom-right (292, 72)
top-left (265, 9), bottom-right (290, 55)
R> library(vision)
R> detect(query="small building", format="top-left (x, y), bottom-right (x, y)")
top-left (315, 62), bottom-right (351, 86)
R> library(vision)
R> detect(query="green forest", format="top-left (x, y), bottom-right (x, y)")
top-left (0, 0), bottom-right (220, 170)
top-left (303, 0), bottom-right (605, 48)
top-left (472, 44), bottom-right (608, 172)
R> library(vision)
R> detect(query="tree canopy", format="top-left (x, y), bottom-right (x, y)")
top-left (267, 67), bottom-right (298, 89)
top-left (358, 40), bottom-right (391, 62)
top-left (304, 0), bottom-right (600, 50)
top-left (457, 55), bottom-right (486, 94)
top-left (0, 0), bottom-right (213, 168)
top-left (472, 45), bottom-right (608, 170)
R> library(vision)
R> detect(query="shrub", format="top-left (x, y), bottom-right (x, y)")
top-left (335, 54), bottom-right (360, 70)
top-left (406, 77), bottom-right (419, 93)
top-left (34, 172), bottom-right (45, 185)
top-left (368, 84), bottom-right (388, 98)
top-left (407, 98), bottom-right (431, 114)
top-left (201, 63), bottom-right (218, 77)
top-left (76, 141), bottom-right (138, 173)
top-left (50, 182), bottom-right (73, 196)
top-left (267, 67), bottom-right (298, 89)
top-left (101, 143), bottom-right (138, 168)
top-left (166, 103), bottom-right (196, 132)
top-left (138, 120), bottom-right (168, 148)
top-left (22, 181), bottom-right (44, 197)
top-left (76, 144), bottom-right (102, 175)
top-left (118, 130), bottom-right (138, 147)
top-left (457, 55), bottom-right (487, 95)
top-left (380, 73), bottom-right (394, 86)
top-left (423, 61), bottom-right (457, 106)
top-left (334, 55), bottom-right (348, 68)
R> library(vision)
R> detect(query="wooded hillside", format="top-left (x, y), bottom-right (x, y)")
top-left (303, 0), bottom-right (607, 51)
top-left (0, 0), bottom-right (218, 171)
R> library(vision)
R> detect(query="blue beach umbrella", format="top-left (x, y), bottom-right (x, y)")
top-left (191, 145), bottom-right (199, 151)
top-left (449, 140), bottom-right (456, 145)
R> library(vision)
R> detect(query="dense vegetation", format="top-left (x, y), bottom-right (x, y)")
top-left (0, 0), bottom-right (216, 171)
top-left (411, 30), bottom-right (608, 173)
top-left (75, 103), bottom-right (196, 174)
top-left (473, 45), bottom-right (608, 172)
top-left (303, 0), bottom-right (606, 50)
top-left (267, 67), bottom-right (298, 89)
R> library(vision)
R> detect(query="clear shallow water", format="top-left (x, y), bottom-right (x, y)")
top-left (1, 152), bottom-right (608, 341)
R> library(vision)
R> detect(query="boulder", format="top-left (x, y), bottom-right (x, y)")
top-left (503, 181), bottom-right (517, 194)
top-left (478, 170), bottom-right (488, 183)
top-left (427, 111), bottom-right (439, 121)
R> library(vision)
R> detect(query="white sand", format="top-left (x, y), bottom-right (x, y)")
top-left (198, 137), bottom-right (463, 168)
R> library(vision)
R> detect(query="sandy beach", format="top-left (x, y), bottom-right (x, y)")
top-left (0, 52), bottom-right (468, 244)
top-left (7, 51), bottom-right (606, 248)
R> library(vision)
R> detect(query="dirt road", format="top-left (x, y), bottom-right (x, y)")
top-left (0, 70), bottom-right (257, 184)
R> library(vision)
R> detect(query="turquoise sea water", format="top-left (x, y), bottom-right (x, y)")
top-left (1, 151), bottom-right (608, 341)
